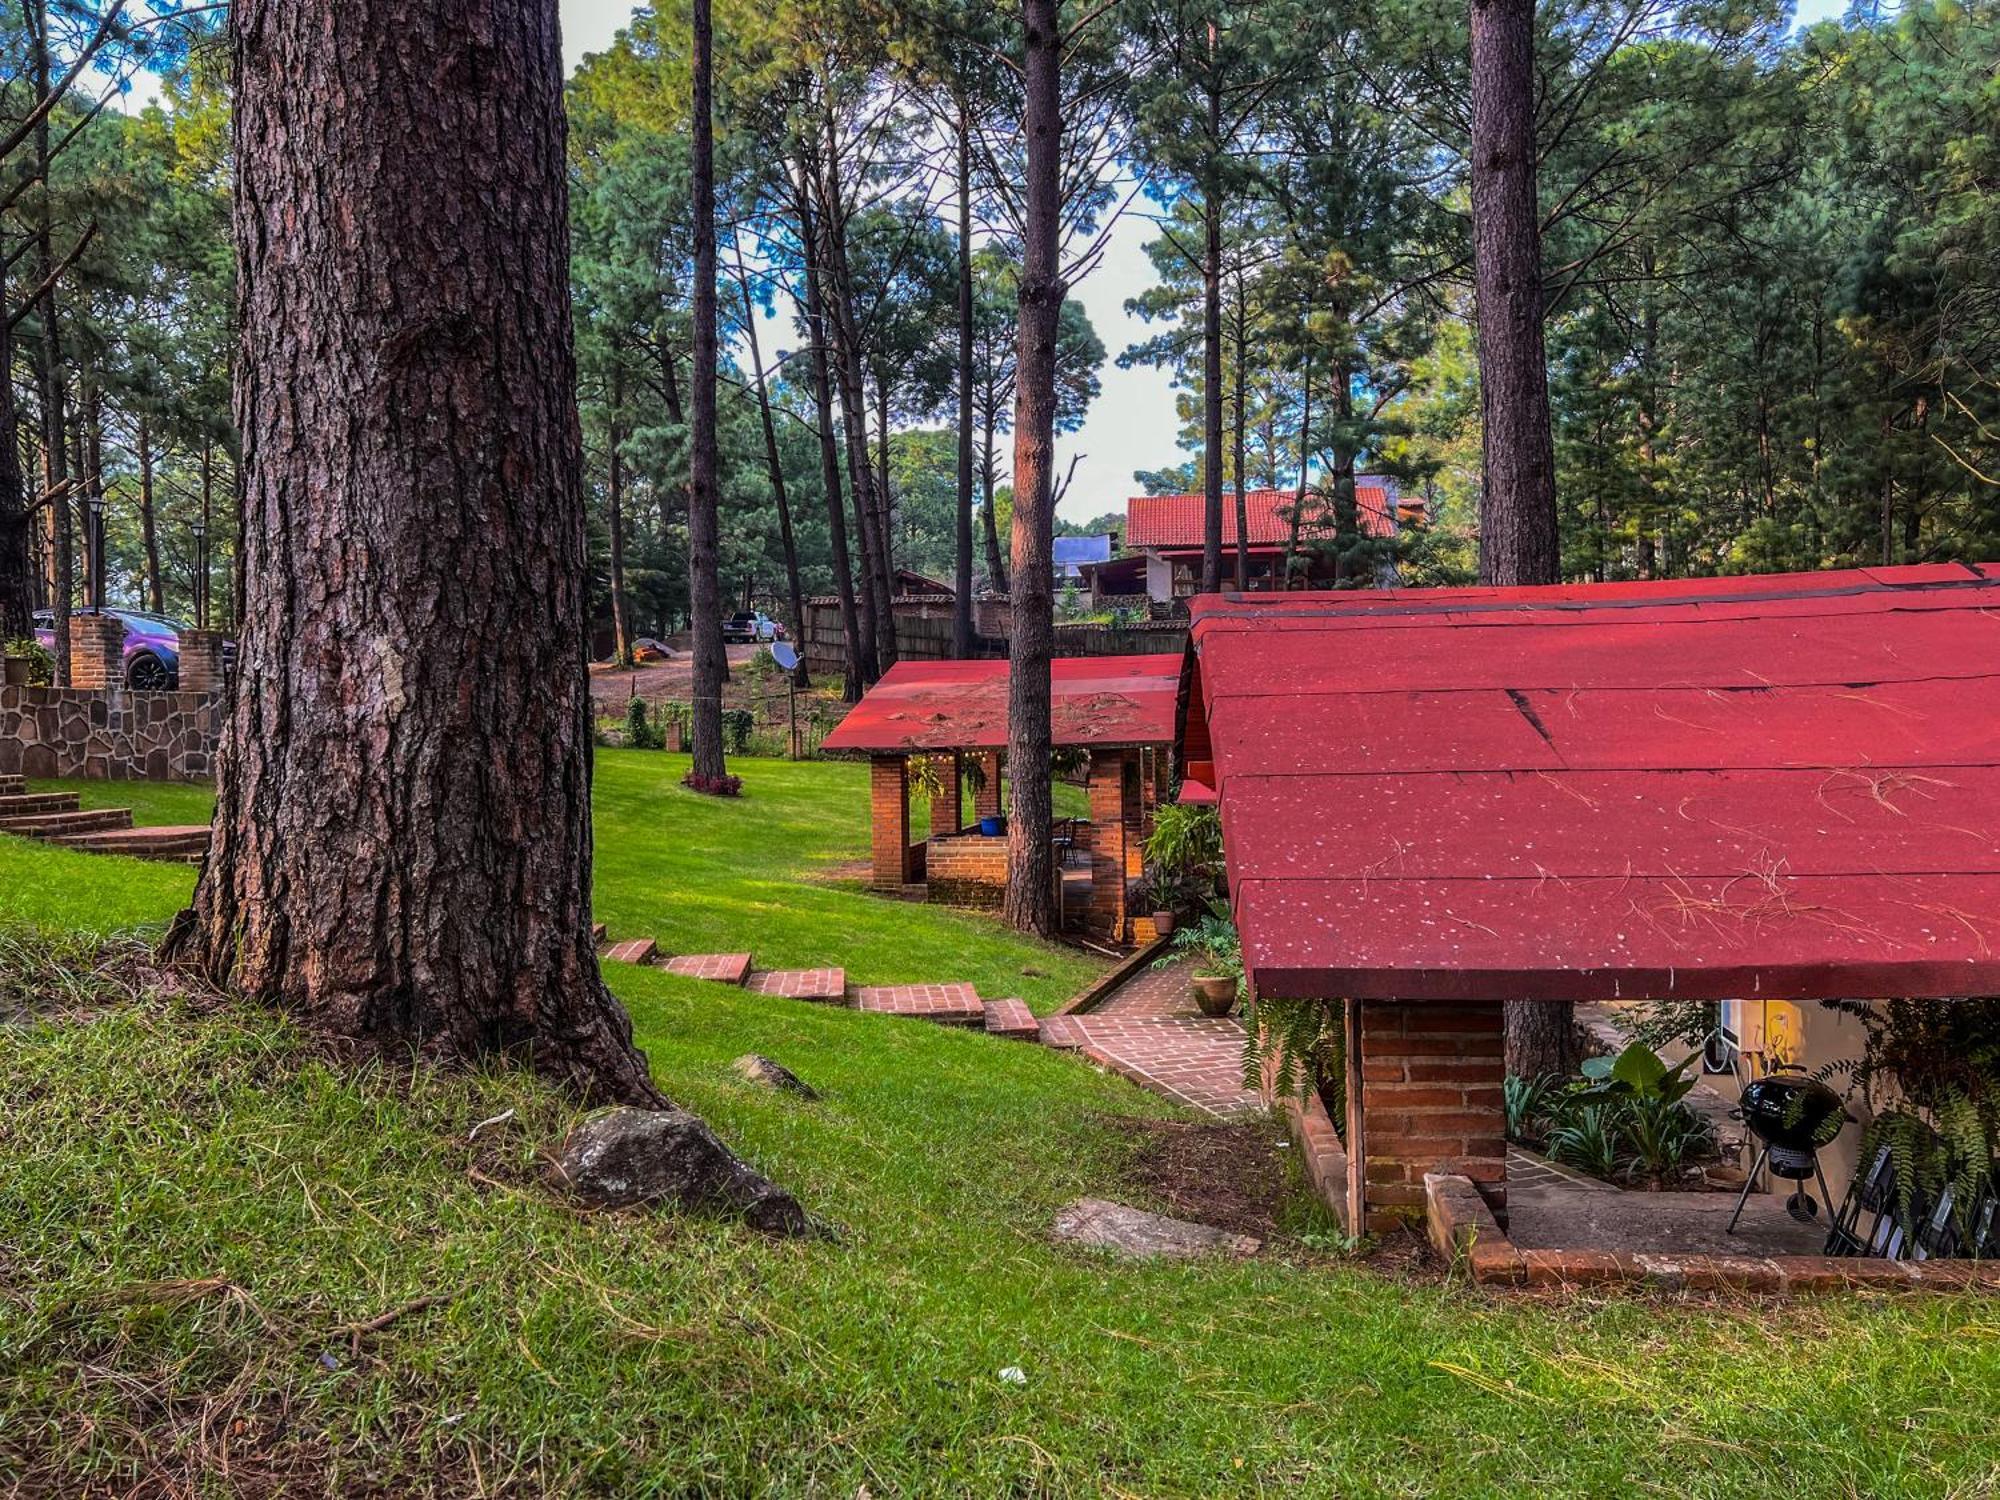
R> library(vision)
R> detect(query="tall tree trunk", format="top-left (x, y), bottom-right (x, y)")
top-left (686, 0), bottom-right (730, 786)
top-left (607, 370), bottom-right (631, 666)
top-left (32, 0), bottom-right (70, 682)
top-left (1472, 0), bottom-right (1571, 1078)
top-left (952, 100), bottom-right (975, 656)
top-left (794, 174), bottom-right (867, 699)
top-left (0, 283), bottom-right (28, 638)
top-left (1469, 0), bottom-right (1558, 590)
top-left (980, 396), bottom-right (1007, 593)
top-left (875, 379), bottom-right (895, 582)
top-left (1004, 0), bottom-right (1062, 937)
top-left (1282, 337), bottom-right (1312, 587)
top-left (1200, 79), bottom-right (1224, 596)
top-left (1231, 267), bottom-right (1249, 590)
top-left (735, 257), bottom-right (808, 688)
top-left (162, 0), bottom-right (663, 1107)
top-left (137, 410), bottom-right (163, 611)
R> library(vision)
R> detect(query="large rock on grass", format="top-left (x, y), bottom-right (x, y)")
top-left (731, 1053), bottom-right (818, 1099)
top-left (555, 1106), bottom-right (809, 1236)
top-left (1053, 1197), bottom-right (1261, 1260)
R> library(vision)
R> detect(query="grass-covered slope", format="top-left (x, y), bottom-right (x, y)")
top-left (5, 948), bottom-right (1999, 1496)
top-left (11, 751), bottom-right (1100, 1010)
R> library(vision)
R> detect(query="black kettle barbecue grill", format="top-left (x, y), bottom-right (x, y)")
top-left (1726, 1070), bottom-right (1848, 1235)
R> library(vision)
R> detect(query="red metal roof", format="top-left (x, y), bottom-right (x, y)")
top-left (1183, 562), bottom-right (2000, 1003)
top-left (823, 654), bottom-right (1183, 753)
top-left (1127, 483), bottom-right (1397, 550)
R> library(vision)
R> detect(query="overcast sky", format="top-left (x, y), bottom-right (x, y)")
top-left (559, 0), bottom-right (1852, 525)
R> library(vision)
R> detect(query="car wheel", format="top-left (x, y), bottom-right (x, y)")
top-left (127, 652), bottom-right (175, 691)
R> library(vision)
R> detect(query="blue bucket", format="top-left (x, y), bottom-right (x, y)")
top-left (978, 815), bottom-right (1005, 837)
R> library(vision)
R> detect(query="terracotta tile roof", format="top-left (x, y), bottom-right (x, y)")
top-left (1127, 482), bottom-right (1398, 550)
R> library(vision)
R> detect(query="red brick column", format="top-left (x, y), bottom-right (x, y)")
top-left (929, 752), bottom-right (962, 836)
top-left (1120, 749), bottom-right (1144, 880)
top-left (869, 755), bottom-right (912, 889)
top-left (177, 628), bottom-right (227, 696)
top-left (972, 751), bottom-right (1002, 818)
top-left (1346, 999), bottom-right (1507, 1235)
top-left (1086, 747), bottom-right (1129, 939)
top-left (70, 612), bottom-right (126, 690)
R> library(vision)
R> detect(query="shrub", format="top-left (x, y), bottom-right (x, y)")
top-left (3, 636), bottom-right (53, 686)
top-left (723, 708), bottom-right (756, 754)
top-left (624, 696), bottom-right (660, 750)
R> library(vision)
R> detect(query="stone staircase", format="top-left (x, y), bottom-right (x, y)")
top-left (597, 933), bottom-right (1043, 1044)
top-left (0, 779), bottom-right (210, 864)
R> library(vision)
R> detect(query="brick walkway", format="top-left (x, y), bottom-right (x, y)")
top-left (1054, 956), bottom-right (1262, 1119)
top-left (853, 982), bottom-right (984, 1025)
top-left (662, 952), bottom-right (753, 984)
top-left (744, 968), bottom-right (847, 1001)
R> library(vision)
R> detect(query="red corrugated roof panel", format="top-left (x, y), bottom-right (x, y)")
top-left (1184, 561), bottom-right (2000, 1002)
top-left (1127, 484), bottom-right (1397, 549)
top-left (822, 654), bottom-right (1183, 754)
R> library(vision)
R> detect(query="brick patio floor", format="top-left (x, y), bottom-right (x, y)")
top-left (1054, 956), bottom-right (1262, 1119)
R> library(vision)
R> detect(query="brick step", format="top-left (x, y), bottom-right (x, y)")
top-left (601, 937), bottom-right (658, 965)
top-left (0, 807), bottom-right (132, 837)
top-left (592, 922), bottom-right (607, 943)
top-left (853, 982), bottom-right (983, 1026)
top-left (661, 952), bottom-right (753, 985)
top-left (982, 998), bottom-right (1040, 1041)
top-left (0, 774), bottom-right (25, 795)
top-left (0, 792), bottom-right (82, 816)
top-left (54, 825), bottom-right (210, 862)
top-left (744, 968), bottom-right (847, 1002)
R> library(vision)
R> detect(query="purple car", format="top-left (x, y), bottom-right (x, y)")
top-left (32, 607), bottom-right (232, 691)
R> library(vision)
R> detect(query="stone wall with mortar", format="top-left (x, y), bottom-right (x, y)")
top-left (0, 684), bottom-right (223, 782)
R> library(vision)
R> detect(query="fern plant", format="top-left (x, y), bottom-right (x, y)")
top-left (1243, 993), bottom-right (1345, 1130)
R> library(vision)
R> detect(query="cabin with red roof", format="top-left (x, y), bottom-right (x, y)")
top-left (1124, 479), bottom-right (1419, 601)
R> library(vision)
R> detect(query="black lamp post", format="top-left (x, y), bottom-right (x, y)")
top-left (85, 494), bottom-right (106, 609)
top-left (190, 517), bottom-right (209, 629)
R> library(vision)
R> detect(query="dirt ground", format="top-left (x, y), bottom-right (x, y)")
top-left (587, 644), bottom-right (766, 713)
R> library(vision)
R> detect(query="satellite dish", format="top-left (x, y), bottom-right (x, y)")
top-left (771, 641), bottom-right (799, 673)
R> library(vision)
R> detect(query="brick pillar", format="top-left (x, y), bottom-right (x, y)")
top-left (1346, 999), bottom-right (1507, 1235)
top-left (1121, 750), bottom-right (1144, 880)
top-left (972, 751), bottom-right (1002, 818)
top-left (870, 755), bottom-right (912, 890)
top-left (929, 752), bottom-right (962, 836)
top-left (1086, 747), bottom-right (1128, 939)
top-left (177, 628), bottom-right (227, 696)
top-left (70, 612), bottom-right (126, 690)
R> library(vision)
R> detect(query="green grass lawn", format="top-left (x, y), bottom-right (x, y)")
top-left (6, 759), bottom-right (2000, 1494)
top-left (14, 751), bottom-right (1100, 1011)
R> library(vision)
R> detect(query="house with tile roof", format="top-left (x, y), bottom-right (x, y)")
top-left (1123, 479), bottom-right (1417, 601)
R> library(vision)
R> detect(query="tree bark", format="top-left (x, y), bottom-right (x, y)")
top-left (794, 173), bottom-right (867, 699)
top-left (137, 409), bottom-right (163, 611)
top-left (1471, 0), bottom-right (1568, 1075)
top-left (980, 395), bottom-right (1007, 593)
top-left (1003, 0), bottom-right (1063, 937)
top-left (952, 101), bottom-right (975, 657)
top-left (32, 0), bottom-right (71, 682)
top-left (1200, 77), bottom-right (1224, 597)
top-left (607, 370), bottom-right (631, 666)
top-left (161, 0), bottom-right (663, 1107)
top-left (1469, 0), bottom-right (1558, 590)
top-left (0, 284), bottom-right (27, 638)
top-left (686, 0), bottom-right (729, 786)
top-left (1282, 334), bottom-right (1312, 587)
top-left (1231, 266), bottom-right (1249, 591)
top-left (735, 263), bottom-right (809, 688)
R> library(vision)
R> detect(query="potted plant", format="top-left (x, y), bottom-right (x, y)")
top-left (3, 638), bottom-right (50, 688)
top-left (1157, 903), bottom-right (1242, 1018)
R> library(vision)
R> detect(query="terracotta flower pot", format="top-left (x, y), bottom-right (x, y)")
top-left (3, 656), bottom-right (29, 687)
top-left (1151, 910), bottom-right (1175, 937)
top-left (1191, 974), bottom-right (1237, 1017)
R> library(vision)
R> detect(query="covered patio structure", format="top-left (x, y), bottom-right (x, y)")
top-left (1180, 562), bottom-right (2000, 1272)
top-left (823, 654), bottom-right (1182, 942)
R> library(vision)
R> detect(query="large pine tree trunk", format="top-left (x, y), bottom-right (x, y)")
top-left (32, 0), bottom-right (71, 683)
top-left (607, 374), bottom-right (632, 666)
top-left (1004, 0), bottom-right (1063, 937)
top-left (737, 262), bottom-right (809, 689)
top-left (137, 410), bottom-right (164, 612)
top-left (0, 296), bottom-right (31, 639)
top-left (1200, 135), bottom-right (1224, 597)
top-left (1231, 269), bottom-right (1249, 590)
top-left (794, 175), bottom-right (867, 700)
top-left (952, 103), bottom-right (975, 657)
top-left (980, 404), bottom-right (1007, 594)
top-left (686, 0), bottom-right (729, 786)
top-left (1469, 0), bottom-right (1558, 590)
top-left (1470, 0), bottom-right (1569, 1078)
top-left (163, 0), bottom-right (663, 1107)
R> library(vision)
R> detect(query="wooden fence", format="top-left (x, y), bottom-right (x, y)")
top-left (804, 598), bottom-right (1187, 678)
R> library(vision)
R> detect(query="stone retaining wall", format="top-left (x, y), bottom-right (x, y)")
top-left (0, 684), bottom-right (223, 782)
